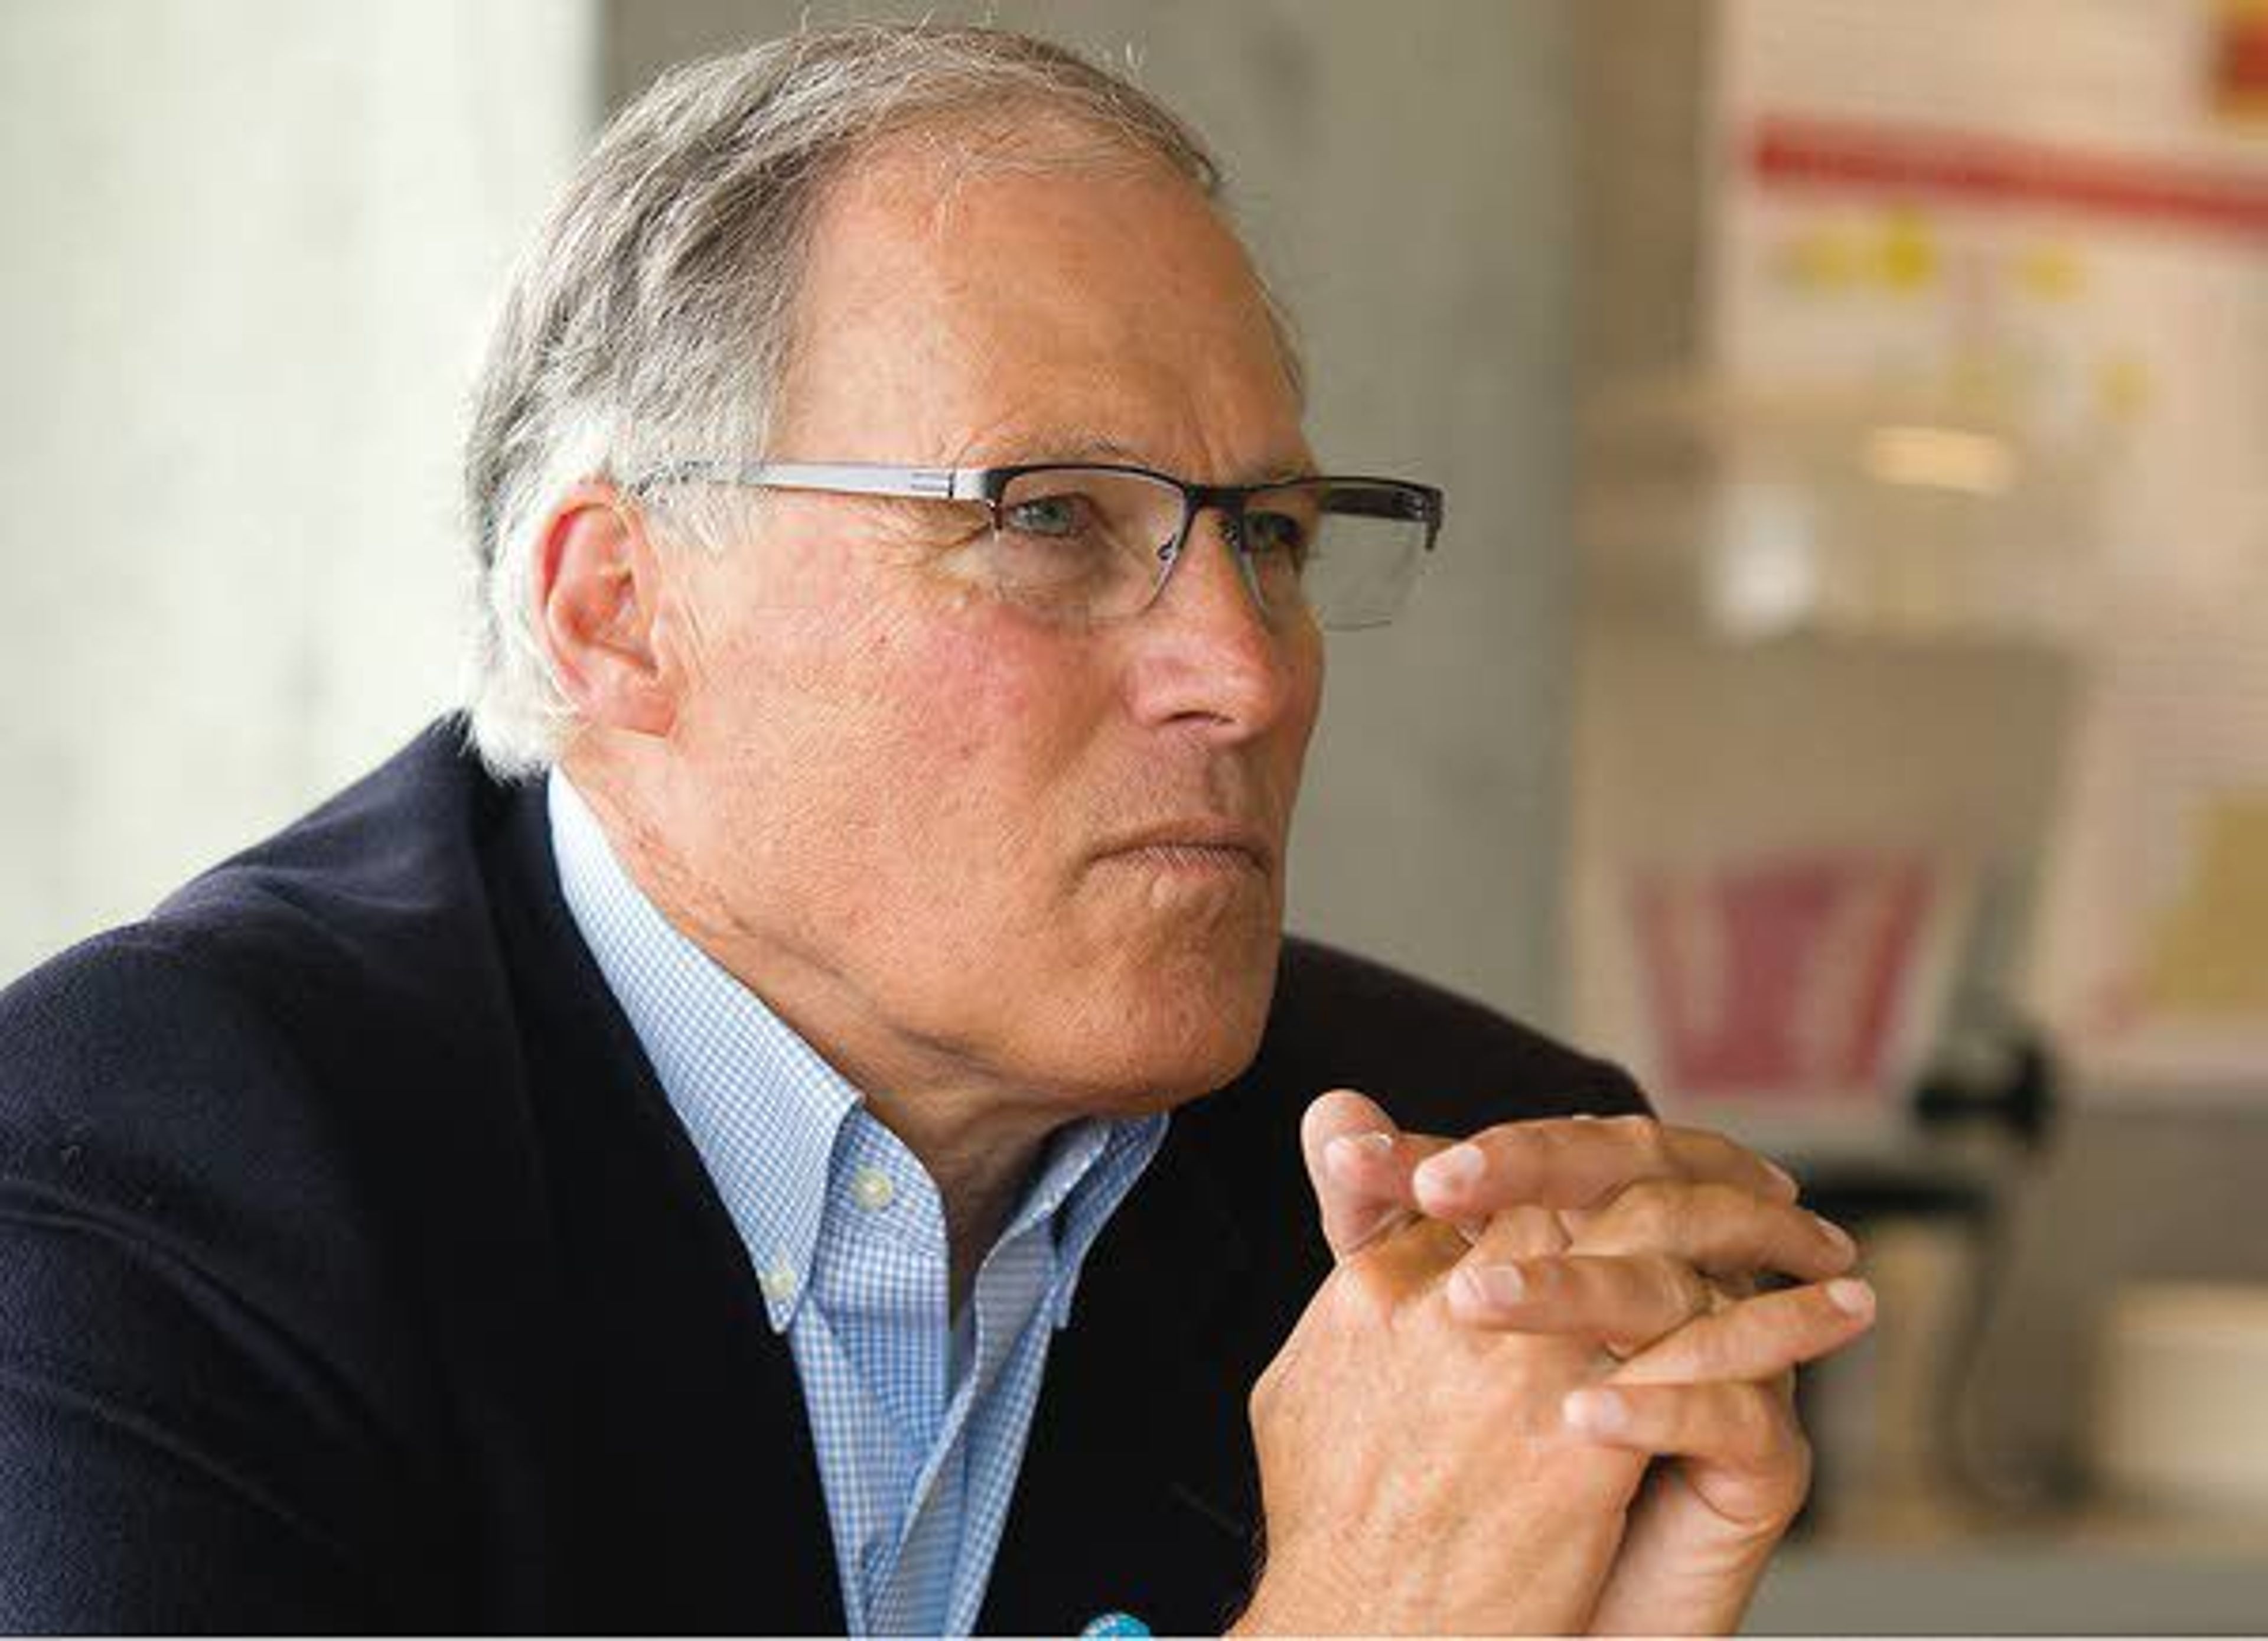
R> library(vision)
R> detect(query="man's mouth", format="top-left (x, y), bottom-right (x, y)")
top-left (1094, 821), bottom-right (1275, 877)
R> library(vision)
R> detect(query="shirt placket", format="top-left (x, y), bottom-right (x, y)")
top-left (873, 1220), bottom-right (1051, 1633)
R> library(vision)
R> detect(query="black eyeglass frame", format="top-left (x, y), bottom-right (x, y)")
top-left (629, 458), bottom-right (1443, 565)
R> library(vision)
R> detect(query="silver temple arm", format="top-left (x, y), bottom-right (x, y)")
top-left (635, 460), bottom-right (993, 503)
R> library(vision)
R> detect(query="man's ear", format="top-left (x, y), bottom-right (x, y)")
top-left (536, 483), bottom-right (678, 738)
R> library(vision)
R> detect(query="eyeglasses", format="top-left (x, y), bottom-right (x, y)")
top-left (627, 460), bottom-right (1443, 630)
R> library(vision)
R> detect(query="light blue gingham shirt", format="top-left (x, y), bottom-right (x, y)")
top-left (548, 773), bottom-right (1168, 1636)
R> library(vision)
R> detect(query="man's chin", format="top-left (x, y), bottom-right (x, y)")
top-left (1060, 960), bottom-right (1280, 1109)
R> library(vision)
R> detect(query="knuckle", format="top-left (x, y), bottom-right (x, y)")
top-left (1517, 1121), bottom-right (1567, 1168)
top-left (1478, 1200), bottom-right (1568, 1262)
top-left (1604, 1112), bottom-right (1654, 1147)
top-left (1650, 1253), bottom-right (1714, 1321)
top-left (1679, 1125), bottom-right (1746, 1181)
top-left (1612, 1113), bottom-right (1676, 1171)
top-left (1604, 1178), bottom-right (1683, 1249)
top-left (1694, 1180), bottom-right (1780, 1256)
top-left (1334, 1258), bottom-right (1402, 1330)
top-left (1719, 1294), bottom-right (1797, 1365)
top-left (1692, 1178), bottom-right (1760, 1221)
top-left (1521, 1253), bottom-right (1575, 1301)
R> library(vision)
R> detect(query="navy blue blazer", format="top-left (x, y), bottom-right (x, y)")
top-left (0, 721), bottom-right (1644, 1633)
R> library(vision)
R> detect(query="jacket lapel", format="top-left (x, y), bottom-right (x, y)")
top-left (490, 779), bottom-right (848, 1633)
top-left (976, 1113), bottom-right (1267, 1636)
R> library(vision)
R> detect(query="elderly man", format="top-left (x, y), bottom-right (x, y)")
top-left (0, 24), bottom-right (1871, 1636)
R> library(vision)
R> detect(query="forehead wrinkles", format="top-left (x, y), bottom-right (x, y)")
top-left (773, 128), bottom-right (1296, 445)
top-left (788, 115), bottom-right (1201, 338)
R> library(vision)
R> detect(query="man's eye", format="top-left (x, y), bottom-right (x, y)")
top-left (1001, 493), bottom-right (1094, 539)
top-left (1243, 509), bottom-right (1311, 564)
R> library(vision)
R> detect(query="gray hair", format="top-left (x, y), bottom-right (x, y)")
top-left (461, 23), bottom-right (1283, 778)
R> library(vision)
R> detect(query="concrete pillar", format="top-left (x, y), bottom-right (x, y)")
top-left (0, 0), bottom-right (595, 977)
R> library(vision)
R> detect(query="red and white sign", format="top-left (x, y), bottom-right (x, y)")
top-left (1628, 853), bottom-right (1942, 1111)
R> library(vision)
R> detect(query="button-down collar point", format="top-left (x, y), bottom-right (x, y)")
top-left (760, 1255), bottom-right (800, 1303)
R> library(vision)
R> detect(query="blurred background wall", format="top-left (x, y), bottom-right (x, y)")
top-left (0, 0), bottom-right (591, 978)
top-left (6, 1), bottom-right (2267, 1632)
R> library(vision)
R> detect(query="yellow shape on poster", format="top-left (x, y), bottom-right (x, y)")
top-left (1781, 226), bottom-right (1865, 292)
top-left (1875, 210), bottom-right (1938, 293)
top-left (2013, 242), bottom-right (2086, 301)
top-left (2140, 793), bottom-right (2268, 1017)
top-left (2096, 353), bottom-right (2154, 422)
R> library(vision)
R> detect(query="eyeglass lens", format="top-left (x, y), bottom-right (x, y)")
top-left (990, 467), bottom-right (1430, 629)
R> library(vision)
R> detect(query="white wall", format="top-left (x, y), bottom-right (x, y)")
top-left (0, 0), bottom-right (595, 979)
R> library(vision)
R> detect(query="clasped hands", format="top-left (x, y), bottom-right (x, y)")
top-left (1234, 1090), bottom-right (1876, 1636)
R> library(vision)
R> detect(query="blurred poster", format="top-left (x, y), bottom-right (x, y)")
top-left (1630, 853), bottom-right (1943, 1106)
top-left (1713, 0), bottom-right (2268, 604)
top-left (2028, 620), bottom-right (2268, 1092)
top-left (1712, 0), bottom-right (2268, 1095)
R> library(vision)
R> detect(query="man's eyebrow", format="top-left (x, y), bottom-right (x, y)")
top-left (969, 431), bottom-right (1316, 486)
top-left (1018, 434), bottom-right (1147, 466)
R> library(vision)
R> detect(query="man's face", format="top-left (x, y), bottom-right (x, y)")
top-left (647, 136), bottom-right (1324, 1117)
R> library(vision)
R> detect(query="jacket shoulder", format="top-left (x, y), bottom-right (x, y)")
top-left (1244, 936), bottom-right (1648, 1133)
top-left (0, 727), bottom-right (536, 1626)
top-left (0, 720), bottom-right (524, 1435)
top-left (0, 905), bottom-right (426, 1395)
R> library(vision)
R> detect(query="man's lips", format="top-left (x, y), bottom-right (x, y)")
top-left (1093, 821), bottom-right (1276, 875)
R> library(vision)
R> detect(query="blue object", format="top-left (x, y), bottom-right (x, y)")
top-left (1081, 1613), bottom-right (1152, 1637)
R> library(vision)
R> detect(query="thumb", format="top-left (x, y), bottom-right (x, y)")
top-left (1299, 1088), bottom-right (1417, 1259)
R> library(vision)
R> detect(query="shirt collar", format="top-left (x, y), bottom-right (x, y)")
top-left (545, 771), bottom-right (1166, 1333)
top-left (549, 771), bottom-right (855, 1329)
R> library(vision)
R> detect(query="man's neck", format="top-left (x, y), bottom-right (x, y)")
top-left (567, 763), bottom-right (1058, 1312)
top-left (900, 1108), bottom-right (1048, 1313)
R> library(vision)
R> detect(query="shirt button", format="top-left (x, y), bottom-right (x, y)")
top-left (849, 1166), bottom-right (897, 1212)
top-left (759, 1255), bottom-right (799, 1303)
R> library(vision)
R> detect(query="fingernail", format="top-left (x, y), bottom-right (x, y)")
top-left (1416, 1142), bottom-right (1484, 1198)
top-left (1827, 1277), bottom-right (1876, 1318)
top-left (1563, 1387), bottom-right (1627, 1436)
top-left (1811, 1213), bottom-right (1855, 1259)
top-left (1451, 1263), bottom-right (1527, 1311)
top-left (1764, 1158), bottom-right (1801, 1197)
top-left (1326, 1132), bottom-right (1395, 1178)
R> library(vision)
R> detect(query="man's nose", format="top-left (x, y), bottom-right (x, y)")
top-left (1121, 511), bottom-right (1312, 739)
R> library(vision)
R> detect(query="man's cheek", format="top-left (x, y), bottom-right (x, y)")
top-left (919, 607), bottom-right (1065, 721)
top-left (895, 620), bottom-right (1085, 797)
